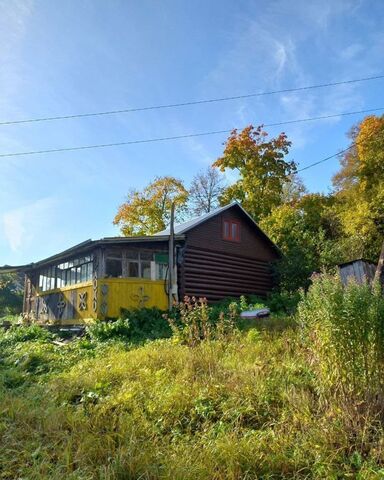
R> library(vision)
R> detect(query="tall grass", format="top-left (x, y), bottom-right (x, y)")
top-left (298, 274), bottom-right (384, 405)
top-left (1, 281), bottom-right (384, 478)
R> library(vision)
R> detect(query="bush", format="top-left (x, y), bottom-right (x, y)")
top-left (0, 325), bottom-right (54, 348)
top-left (86, 318), bottom-right (131, 342)
top-left (87, 308), bottom-right (171, 343)
top-left (120, 307), bottom-right (171, 341)
top-left (297, 274), bottom-right (384, 402)
top-left (266, 290), bottom-right (300, 314)
top-left (166, 296), bottom-right (238, 346)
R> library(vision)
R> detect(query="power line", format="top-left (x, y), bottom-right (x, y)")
top-left (297, 147), bottom-right (351, 172)
top-left (0, 106), bottom-right (382, 159)
top-left (297, 124), bottom-right (382, 172)
top-left (1, 74), bottom-right (383, 126)
top-left (0, 130), bottom-right (232, 158)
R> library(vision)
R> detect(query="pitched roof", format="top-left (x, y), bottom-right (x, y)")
top-left (154, 201), bottom-right (240, 235)
top-left (0, 202), bottom-right (279, 273)
top-left (155, 201), bottom-right (279, 253)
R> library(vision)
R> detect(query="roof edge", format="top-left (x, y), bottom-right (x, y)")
top-left (0, 235), bottom-right (186, 272)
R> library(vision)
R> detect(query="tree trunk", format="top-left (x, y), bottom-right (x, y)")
top-left (374, 239), bottom-right (384, 286)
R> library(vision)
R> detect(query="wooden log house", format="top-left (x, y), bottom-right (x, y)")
top-left (0, 202), bottom-right (280, 324)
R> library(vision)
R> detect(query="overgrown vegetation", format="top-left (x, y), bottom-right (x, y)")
top-left (0, 272), bottom-right (23, 320)
top-left (1, 278), bottom-right (384, 478)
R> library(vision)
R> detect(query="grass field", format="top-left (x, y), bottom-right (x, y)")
top-left (1, 278), bottom-right (384, 479)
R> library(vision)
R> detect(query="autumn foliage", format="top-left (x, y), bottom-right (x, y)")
top-left (213, 125), bottom-right (295, 220)
top-left (113, 176), bottom-right (188, 236)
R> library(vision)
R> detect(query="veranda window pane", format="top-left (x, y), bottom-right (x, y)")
top-left (76, 267), bottom-right (81, 283)
top-left (128, 262), bottom-right (139, 277)
top-left (87, 263), bottom-right (93, 281)
top-left (70, 268), bottom-right (77, 285)
top-left (80, 264), bottom-right (87, 282)
top-left (141, 261), bottom-right (151, 279)
top-left (106, 258), bottom-right (122, 278)
top-left (157, 263), bottom-right (168, 280)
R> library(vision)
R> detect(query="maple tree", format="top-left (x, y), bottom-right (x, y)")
top-left (213, 125), bottom-right (295, 220)
top-left (113, 176), bottom-right (189, 236)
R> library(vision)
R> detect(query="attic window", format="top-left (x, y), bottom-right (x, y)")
top-left (223, 219), bottom-right (240, 242)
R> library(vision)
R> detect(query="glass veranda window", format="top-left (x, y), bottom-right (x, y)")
top-left (105, 254), bottom-right (123, 278)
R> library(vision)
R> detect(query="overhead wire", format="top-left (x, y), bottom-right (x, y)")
top-left (0, 74), bottom-right (383, 126)
top-left (297, 124), bottom-right (383, 172)
top-left (0, 106), bottom-right (383, 159)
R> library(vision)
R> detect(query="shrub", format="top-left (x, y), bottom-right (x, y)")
top-left (297, 274), bottom-right (384, 403)
top-left (266, 290), bottom-right (300, 314)
top-left (87, 308), bottom-right (171, 343)
top-left (166, 296), bottom-right (238, 346)
top-left (86, 318), bottom-right (131, 342)
top-left (0, 325), bottom-right (54, 348)
top-left (120, 307), bottom-right (171, 341)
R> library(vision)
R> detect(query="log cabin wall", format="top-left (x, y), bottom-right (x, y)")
top-left (180, 207), bottom-right (279, 301)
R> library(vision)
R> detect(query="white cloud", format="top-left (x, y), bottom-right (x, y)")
top-left (2, 197), bottom-right (58, 253)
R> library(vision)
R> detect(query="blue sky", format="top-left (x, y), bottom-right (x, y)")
top-left (1, 0), bottom-right (383, 265)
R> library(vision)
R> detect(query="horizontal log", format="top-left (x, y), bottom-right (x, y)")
top-left (185, 245), bottom-right (274, 265)
top-left (185, 248), bottom-right (271, 271)
top-left (184, 264), bottom-right (273, 283)
top-left (184, 283), bottom-right (269, 296)
top-left (184, 275), bottom-right (273, 291)
top-left (184, 258), bottom-right (271, 277)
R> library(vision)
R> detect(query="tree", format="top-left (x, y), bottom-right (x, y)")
top-left (0, 273), bottom-right (23, 317)
top-left (332, 115), bottom-right (384, 260)
top-left (213, 125), bottom-right (295, 220)
top-left (189, 166), bottom-right (225, 215)
top-left (280, 174), bottom-right (307, 204)
top-left (114, 176), bottom-right (189, 236)
top-left (260, 193), bottom-right (341, 291)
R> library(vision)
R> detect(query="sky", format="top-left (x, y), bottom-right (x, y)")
top-left (0, 0), bottom-right (383, 265)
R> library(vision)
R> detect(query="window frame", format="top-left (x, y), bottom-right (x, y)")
top-left (38, 254), bottom-right (93, 292)
top-left (222, 218), bottom-right (241, 243)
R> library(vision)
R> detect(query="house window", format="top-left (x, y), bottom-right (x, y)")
top-left (126, 251), bottom-right (154, 279)
top-left (223, 219), bottom-right (241, 242)
top-left (128, 261), bottom-right (139, 277)
top-left (140, 252), bottom-right (152, 279)
top-left (105, 253), bottom-right (123, 278)
top-left (38, 254), bottom-right (93, 292)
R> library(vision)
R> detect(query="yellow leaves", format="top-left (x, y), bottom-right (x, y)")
top-left (113, 176), bottom-right (189, 236)
top-left (356, 115), bottom-right (384, 164)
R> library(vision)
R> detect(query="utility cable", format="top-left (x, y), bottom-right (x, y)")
top-left (297, 125), bottom-right (382, 172)
top-left (1, 74), bottom-right (383, 126)
top-left (0, 106), bottom-right (382, 159)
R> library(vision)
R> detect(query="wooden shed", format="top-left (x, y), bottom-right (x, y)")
top-left (0, 202), bottom-right (280, 324)
top-left (338, 259), bottom-right (377, 285)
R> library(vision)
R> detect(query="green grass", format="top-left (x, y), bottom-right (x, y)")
top-left (1, 279), bottom-right (384, 479)
top-left (0, 325), bottom-right (383, 478)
